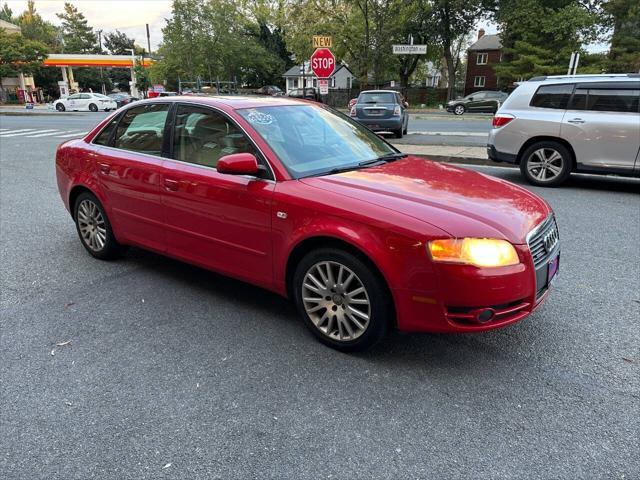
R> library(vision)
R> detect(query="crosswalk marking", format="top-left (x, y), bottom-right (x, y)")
top-left (55, 131), bottom-right (88, 138)
top-left (21, 129), bottom-right (61, 138)
top-left (0, 129), bottom-right (40, 137)
top-left (0, 128), bottom-right (88, 139)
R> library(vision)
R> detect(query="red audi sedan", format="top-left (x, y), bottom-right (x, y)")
top-left (55, 96), bottom-right (560, 351)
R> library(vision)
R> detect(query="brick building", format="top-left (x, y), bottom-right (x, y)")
top-left (464, 29), bottom-right (503, 95)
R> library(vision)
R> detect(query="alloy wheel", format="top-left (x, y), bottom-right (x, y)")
top-left (77, 199), bottom-right (107, 252)
top-left (454, 105), bottom-right (464, 115)
top-left (527, 148), bottom-right (564, 182)
top-left (302, 261), bottom-right (371, 342)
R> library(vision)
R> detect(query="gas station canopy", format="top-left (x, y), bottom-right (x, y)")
top-left (43, 54), bottom-right (153, 68)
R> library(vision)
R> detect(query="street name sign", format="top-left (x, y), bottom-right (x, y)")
top-left (313, 36), bottom-right (333, 48)
top-left (392, 44), bottom-right (427, 54)
top-left (310, 48), bottom-right (336, 78)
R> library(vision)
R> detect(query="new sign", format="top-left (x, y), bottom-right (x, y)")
top-left (310, 48), bottom-right (336, 78)
top-left (392, 44), bottom-right (427, 54)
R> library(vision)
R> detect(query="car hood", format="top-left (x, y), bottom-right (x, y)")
top-left (300, 156), bottom-right (550, 243)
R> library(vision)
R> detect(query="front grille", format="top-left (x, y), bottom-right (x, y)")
top-left (527, 215), bottom-right (559, 268)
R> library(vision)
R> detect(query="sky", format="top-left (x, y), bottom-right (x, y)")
top-left (4, 0), bottom-right (172, 51)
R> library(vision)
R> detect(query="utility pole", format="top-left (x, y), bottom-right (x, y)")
top-left (97, 29), bottom-right (106, 95)
top-left (146, 24), bottom-right (152, 57)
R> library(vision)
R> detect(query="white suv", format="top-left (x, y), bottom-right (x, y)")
top-left (487, 74), bottom-right (639, 186)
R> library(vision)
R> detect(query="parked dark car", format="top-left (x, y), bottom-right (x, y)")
top-left (349, 90), bottom-right (409, 138)
top-left (107, 93), bottom-right (137, 109)
top-left (446, 91), bottom-right (509, 115)
top-left (254, 85), bottom-right (283, 96)
top-left (287, 87), bottom-right (321, 102)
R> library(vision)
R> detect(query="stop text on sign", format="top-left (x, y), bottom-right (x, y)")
top-left (310, 48), bottom-right (336, 78)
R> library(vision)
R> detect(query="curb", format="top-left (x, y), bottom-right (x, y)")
top-left (409, 154), bottom-right (517, 168)
top-left (0, 111), bottom-right (88, 116)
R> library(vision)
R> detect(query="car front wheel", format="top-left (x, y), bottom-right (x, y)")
top-left (453, 104), bottom-right (465, 115)
top-left (293, 248), bottom-right (391, 352)
top-left (74, 192), bottom-right (124, 259)
top-left (520, 141), bottom-right (572, 187)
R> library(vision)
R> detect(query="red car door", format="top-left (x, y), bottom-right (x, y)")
top-left (95, 103), bottom-right (170, 252)
top-left (160, 104), bottom-right (275, 285)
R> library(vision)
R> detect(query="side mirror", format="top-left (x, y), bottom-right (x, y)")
top-left (217, 153), bottom-right (259, 176)
top-left (468, 97), bottom-right (474, 101)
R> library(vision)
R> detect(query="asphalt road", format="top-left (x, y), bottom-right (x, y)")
top-left (1, 114), bottom-right (639, 479)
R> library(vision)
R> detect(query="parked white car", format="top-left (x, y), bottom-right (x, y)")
top-left (53, 93), bottom-right (118, 112)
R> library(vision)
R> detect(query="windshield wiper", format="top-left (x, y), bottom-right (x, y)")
top-left (358, 152), bottom-right (407, 166)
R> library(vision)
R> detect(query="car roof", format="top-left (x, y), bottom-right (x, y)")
top-left (129, 95), bottom-right (309, 110)
top-left (359, 90), bottom-right (399, 94)
top-left (527, 74), bottom-right (639, 84)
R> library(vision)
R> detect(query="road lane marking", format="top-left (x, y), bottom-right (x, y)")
top-left (0, 129), bottom-right (39, 137)
top-left (55, 131), bottom-right (89, 138)
top-left (20, 130), bottom-right (61, 138)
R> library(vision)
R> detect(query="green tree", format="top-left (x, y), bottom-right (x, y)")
top-left (103, 29), bottom-right (135, 55)
top-left (0, 28), bottom-right (48, 78)
top-left (134, 62), bottom-right (151, 96)
top-left (56, 2), bottom-right (97, 53)
top-left (603, 0), bottom-right (640, 72)
top-left (0, 2), bottom-right (14, 22)
top-left (492, 0), bottom-right (600, 86)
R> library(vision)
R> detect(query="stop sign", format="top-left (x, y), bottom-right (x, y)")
top-left (310, 48), bottom-right (336, 78)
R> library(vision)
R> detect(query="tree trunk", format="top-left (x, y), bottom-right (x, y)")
top-left (444, 47), bottom-right (456, 101)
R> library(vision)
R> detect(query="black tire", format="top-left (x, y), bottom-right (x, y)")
top-left (292, 248), bottom-right (392, 352)
top-left (403, 118), bottom-right (408, 135)
top-left (89, 103), bottom-right (98, 112)
top-left (394, 127), bottom-right (403, 139)
top-left (453, 104), bottom-right (465, 115)
top-left (73, 192), bottom-right (124, 260)
top-left (519, 141), bottom-right (572, 187)
top-left (55, 103), bottom-right (65, 112)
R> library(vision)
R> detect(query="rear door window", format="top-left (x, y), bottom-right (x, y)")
top-left (530, 84), bottom-right (574, 109)
top-left (569, 87), bottom-right (639, 113)
top-left (113, 103), bottom-right (169, 156)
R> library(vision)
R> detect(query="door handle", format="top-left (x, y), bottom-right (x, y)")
top-left (164, 178), bottom-right (179, 191)
top-left (98, 163), bottom-right (110, 174)
top-left (568, 118), bottom-right (585, 124)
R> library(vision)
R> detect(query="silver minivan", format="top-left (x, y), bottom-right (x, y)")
top-left (487, 74), bottom-right (640, 186)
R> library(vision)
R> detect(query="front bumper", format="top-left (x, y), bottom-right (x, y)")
top-left (393, 242), bottom-right (558, 334)
top-left (354, 117), bottom-right (402, 131)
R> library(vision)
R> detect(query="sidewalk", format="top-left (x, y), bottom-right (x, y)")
top-left (390, 143), bottom-right (515, 167)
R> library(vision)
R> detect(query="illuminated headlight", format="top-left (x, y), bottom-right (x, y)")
top-left (428, 238), bottom-right (519, 268)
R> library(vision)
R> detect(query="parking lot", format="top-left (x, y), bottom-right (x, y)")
top-left (1, 112), bottom-right (639, 479)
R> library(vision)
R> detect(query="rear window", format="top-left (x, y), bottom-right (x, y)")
top-left (530, 84), bottom-right (574, 109)
top-left (359, 92), bottom-right (396, 104)
top-left (569, 87), bottom-right (639, 113)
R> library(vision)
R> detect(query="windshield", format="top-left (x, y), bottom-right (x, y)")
top-left (358, 92), bottom-right (395, 104)
top-left (238, 104), bottom-right (397, 178)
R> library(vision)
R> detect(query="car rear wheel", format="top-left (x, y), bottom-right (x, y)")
top-left (89, 103), bottom-right (98, 112)
top-left (394, 127), bottom-right (403, 139)
top-left (453, 104), bottom-right (465, 115)
top-left (74, 192), bottom-right (124, 260)
top-left (520, 141), bottom-right (572, 187)
top-left (293, 248), bottom-right (391, 352)
top-left (55, 103), bottom-right (65, 112)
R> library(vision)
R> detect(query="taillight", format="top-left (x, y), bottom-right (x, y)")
top-left (349, 106), bottom-right (356, 116)
top-left (492, 114), bottom-right (514, 128)
top-left (393, 105), bottom-right (401, 116)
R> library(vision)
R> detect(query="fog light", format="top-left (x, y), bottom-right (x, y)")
top-left (476, 308), bottom-right (495, 323)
